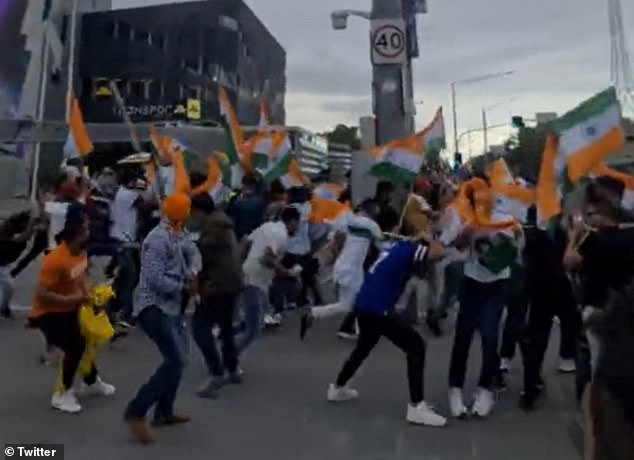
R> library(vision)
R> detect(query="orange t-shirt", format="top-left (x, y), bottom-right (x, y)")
top-left (30, 243), bottom-right (88, 318)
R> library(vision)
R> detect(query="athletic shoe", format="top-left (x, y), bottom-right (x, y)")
top-left (499, 358), bottom-right (511, 373)
top-left (51, 390), bottom-right (82, 413)
top-left (448, 388), bottom-right (468, 418)
top-left (471, 388), bottom-right (495, 418)
top-left (406, 402), bottom-right (447, 426)
top-left (519, 387), bottom-right (543, 412)
top-left (326, 383), bottom-right (358, 402)
top-left (299, 311), bottom-right (314, 340)
top-left (337, 331), bottom-right (358, 340)
top-left (78, 377), bottom-right (116, 397)
top-left (425, 315), bottom-right (443, 337)
top-left (196, 377), bottom-right (224, 398)
top-left (557, 358), bottom-right (576, 373)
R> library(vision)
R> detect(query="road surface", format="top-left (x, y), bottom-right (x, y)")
top-left (0, 260), bottom-right (580, 460)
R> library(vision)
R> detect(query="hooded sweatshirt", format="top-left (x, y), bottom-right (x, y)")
top-left (189, 210), bottom-right (244, 297)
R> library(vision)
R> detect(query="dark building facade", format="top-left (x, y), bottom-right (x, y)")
top-left (77, 0), bottom-right (285, 125)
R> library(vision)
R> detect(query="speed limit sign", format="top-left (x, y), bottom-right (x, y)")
top-left (370, 19), bottom-right (406, 65)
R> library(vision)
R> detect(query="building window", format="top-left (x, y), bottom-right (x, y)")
top-left (218, 15), bottom-right (239, 31)
top-left (118, 22), bottom-right (131, 40)
top-left (153, 32), bottom-right (165, 49)
top-left (129, 80), bottom-right (145, 99)
top-left (135, 29), bottom-right (149, 44)
top-left (105, 21), bottom-right (118, 38)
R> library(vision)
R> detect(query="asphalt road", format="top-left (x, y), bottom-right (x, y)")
top-left (0, 254), bottom-right (580, 460)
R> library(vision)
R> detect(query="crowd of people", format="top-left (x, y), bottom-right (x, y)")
top-left (0, 158), bottom-right (633, 459)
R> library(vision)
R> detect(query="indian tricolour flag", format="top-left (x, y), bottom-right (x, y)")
top-left (421, 106), bottom-right (446, 161)
top-left (259, 131), bottom-right (293, 183)
top-left (487, 158), bottom-right (535, 222)
top-left (552, 87), bottom-right (625, 183)
top-left (370, 131), bottom-right (424, 183)
top-left (243, 132), bottom-right (275, 172)
top-left (219, 86), bottom-right (244, 187)
top-left (62, 96), bottom-right (93, 159)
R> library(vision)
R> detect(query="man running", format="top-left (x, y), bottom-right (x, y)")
top-left (326, 238), bottom-right (448, 426)
top-left (300, 199), bottom-right (383, 339)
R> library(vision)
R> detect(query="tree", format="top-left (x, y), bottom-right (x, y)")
top-left (324, 124), bottom-right (361, 150)
top-left (504, 125), bottom-right (548, 181)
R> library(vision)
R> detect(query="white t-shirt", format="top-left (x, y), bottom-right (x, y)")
top-left (44, 201), bottom-right (68, 250)
top-left (111, 186), bottom-right (140, 243)
top-left (333, 213), bottom-right (383, 289)
top-left (286, 202), bottom-right (311, 256)
top-left (242, 221), bottom-right (289, 291)
top-left (463, 211), bottom-right (517, 283)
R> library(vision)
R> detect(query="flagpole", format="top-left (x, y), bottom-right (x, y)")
top-left (30, 35), bottom-right (51, 203)
top-left (65, 0), bottom-right (79, 123)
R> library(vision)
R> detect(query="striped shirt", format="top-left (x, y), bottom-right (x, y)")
top-left (134, 222), bottom-right (202, 317)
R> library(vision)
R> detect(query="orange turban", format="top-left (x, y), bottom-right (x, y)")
top-left (162, 193), bottom-right (191, 224)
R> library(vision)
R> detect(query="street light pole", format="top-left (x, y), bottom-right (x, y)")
top-left (481, 108), bottom-right (488, 154)
top-left (451, 81), bottom-right (458, 154)
top-left (450, 70), bottom-right (515, 154)
top-left (371, 0), bottom-right (410, 145)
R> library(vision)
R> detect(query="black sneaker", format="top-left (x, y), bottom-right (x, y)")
top-left (425, 315), bottom-right (443, 337)
top-left (519, 388), bottom-right (542, 412)
top-left (494, 373), bottom-right (508, 393)
top-left (300, 311), bottom-right (314, 340)
top-left (0, 308), bottom-right (13, 320)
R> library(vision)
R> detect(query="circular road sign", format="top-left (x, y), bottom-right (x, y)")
top-left (372, 24), bottom-right (406, 59)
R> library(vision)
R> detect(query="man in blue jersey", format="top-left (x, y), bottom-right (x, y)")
top-left (327, 238), bottom-right (448, 426)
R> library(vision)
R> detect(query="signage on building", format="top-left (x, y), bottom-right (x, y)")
top-left (370, 19), bottom-right (407, 65)
top-left (186, 98), bottom-right (201, 120)
top-left (113, 104), bottom-right (177, 118)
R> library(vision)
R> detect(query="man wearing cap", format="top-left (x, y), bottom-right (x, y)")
top-left (124, 193), bottom-right (201, 444)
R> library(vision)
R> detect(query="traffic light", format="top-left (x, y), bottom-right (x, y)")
top-left (511, 116), bottom-right (525, 128)
top-left (453, 152), bottom-right (462, 171)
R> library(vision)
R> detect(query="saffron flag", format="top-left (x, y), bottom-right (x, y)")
top-left (535, 134), bottom-right (562, 226)
top-left (63, 96), bottom-right (93, 158)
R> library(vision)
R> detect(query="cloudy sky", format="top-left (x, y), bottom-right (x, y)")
top-left (115, 0), bottom-right (633, 153)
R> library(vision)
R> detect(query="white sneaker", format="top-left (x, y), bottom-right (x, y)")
top-left (558, 358), bottom-right (576, 373)
top-left (500, 358), bottom-right (511, 372)
top-left (448, 387), bottom-right (468, 418)
top-left (337, 331), bottom-right (358, 340)
top-left (406, 402), bottom-right (447, 426)
top-left (51, 390), bottom-right (82, 413)
top-left (471, 388), bottom-right (495, 417)
top-left (326, 383), bottom-right (358, 402)
top-left (78, 377), bottom-right (116, 397)
top-left (264, 314), bottom-right (282, 327)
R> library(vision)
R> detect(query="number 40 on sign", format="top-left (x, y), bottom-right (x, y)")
top-left (370, 19), bottom-right (407, 65)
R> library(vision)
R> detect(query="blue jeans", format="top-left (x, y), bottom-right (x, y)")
top-left (449, 277), bottom-right (509, 390)
top-left (125, 306), bottom-right (185, 419)
top-left (0, 268), bottom-right (14, 316)
top-left (235, 286), bottom-right (265, 354)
